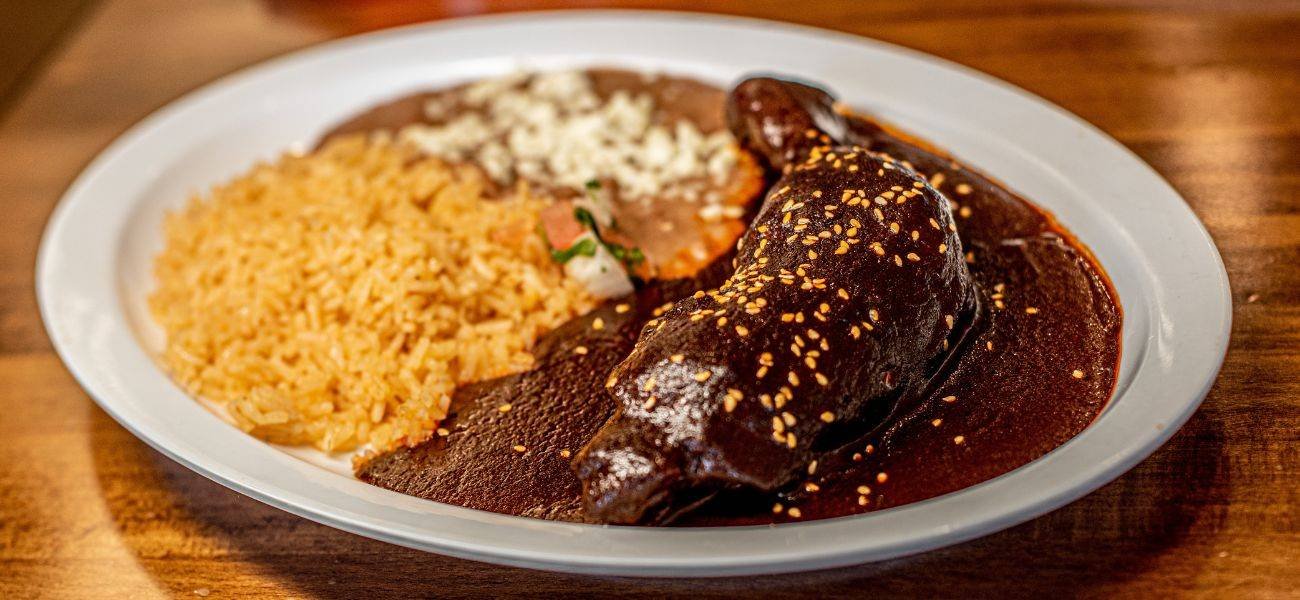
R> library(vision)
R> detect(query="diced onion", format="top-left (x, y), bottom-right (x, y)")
top-left (564, 234), bottom-right (633, 299)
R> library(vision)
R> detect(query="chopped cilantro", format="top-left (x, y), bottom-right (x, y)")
top-left (550, 238), bottom-right (598, 264)
top-left (551, 203), bottom-right (644, 271)
top-left (608, 243), bottom-right (645, 268)
top-left (573, 207), bottom-right (598, 231)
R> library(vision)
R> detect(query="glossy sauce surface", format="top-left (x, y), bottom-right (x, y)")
top-left (346, 72), bottom-right (1121, 525)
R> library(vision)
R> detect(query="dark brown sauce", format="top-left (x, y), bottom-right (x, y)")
top-left (345, 71), bottom-right (1121, 526)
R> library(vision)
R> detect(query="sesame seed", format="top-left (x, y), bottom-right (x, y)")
top-left (643, 396), bottom-right (658, 410)
top-left (815, 372), bottom-right (829, 386)
top-left (877, 472), bottom-right (888, 483)
top-left (894, 255), bottom-right (903, 266)
top-left (436, 427), bottom-right (450, 437)
top-left (498, 403), bottom-right (512, 413)
top-left (513, 445), bottom-right (527, 453)
top-left (788, 371), bottom-right (801, 386)
top-left (954, 435), bottom-right (966, 445)
top-left (642, 377), bottom-right (657, 392)
top-left (559, 449), bottom-right (571, 458)
top-left (615, 303), bottom-right (630, 314)
top-left (955, 183), bottom-right (973, 195)
top-left (820, 411), bottom-right (836, 423)
top-left (591, 317), bottom-right (605, 331)
top-left (573, 345), bottom-right (588, 355)
top-left (1072, 369), bottom-right (1086, 379)
top-left (1026, 307), bottom-right (1040, 314)
top-left (943, 395), bottom-right (957, 403)
top-left (694, 370), bottom-right (712, 382)
top-left (931, 418), bottom-right (943, 426)
top-left (808, 460), bottom-right (818, 475)
top-left (670, 354), bottom-right (685, 363)
top-left (906, 252), bottom-right (921, 262)
top-left (787, 507), bottom-right (803, 518)
top-left (773, 503), bottom-right (784, 514)
top-left (804, 482), bottom-right (820, 493)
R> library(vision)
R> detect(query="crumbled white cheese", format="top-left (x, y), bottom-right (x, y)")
top-left (400, 70), bottom-right (739, 204)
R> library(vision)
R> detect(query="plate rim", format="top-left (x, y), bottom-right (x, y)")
top-left (36, 9), bottom-right (1232, 577)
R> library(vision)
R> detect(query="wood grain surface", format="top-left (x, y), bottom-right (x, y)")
top-left (1, 0), bottom-right (1297, 597)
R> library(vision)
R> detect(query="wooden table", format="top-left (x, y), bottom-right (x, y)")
top-left (2, 0), bottom-right (1296, 597)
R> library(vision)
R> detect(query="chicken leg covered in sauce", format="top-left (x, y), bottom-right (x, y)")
top-left (574, 77), bottom-right (979, 525)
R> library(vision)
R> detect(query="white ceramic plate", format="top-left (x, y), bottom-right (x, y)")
top-left (37, 11), bottom-right (1230, 576)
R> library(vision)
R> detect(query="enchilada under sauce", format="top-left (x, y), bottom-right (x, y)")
top-left (335, 70), bottom-right (1121, 525)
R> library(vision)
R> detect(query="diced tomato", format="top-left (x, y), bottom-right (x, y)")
top-left (540, 200), bottom-right (586, 250)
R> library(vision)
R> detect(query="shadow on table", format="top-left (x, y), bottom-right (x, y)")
top-left (90, 407), bottom-right (1227, 598)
